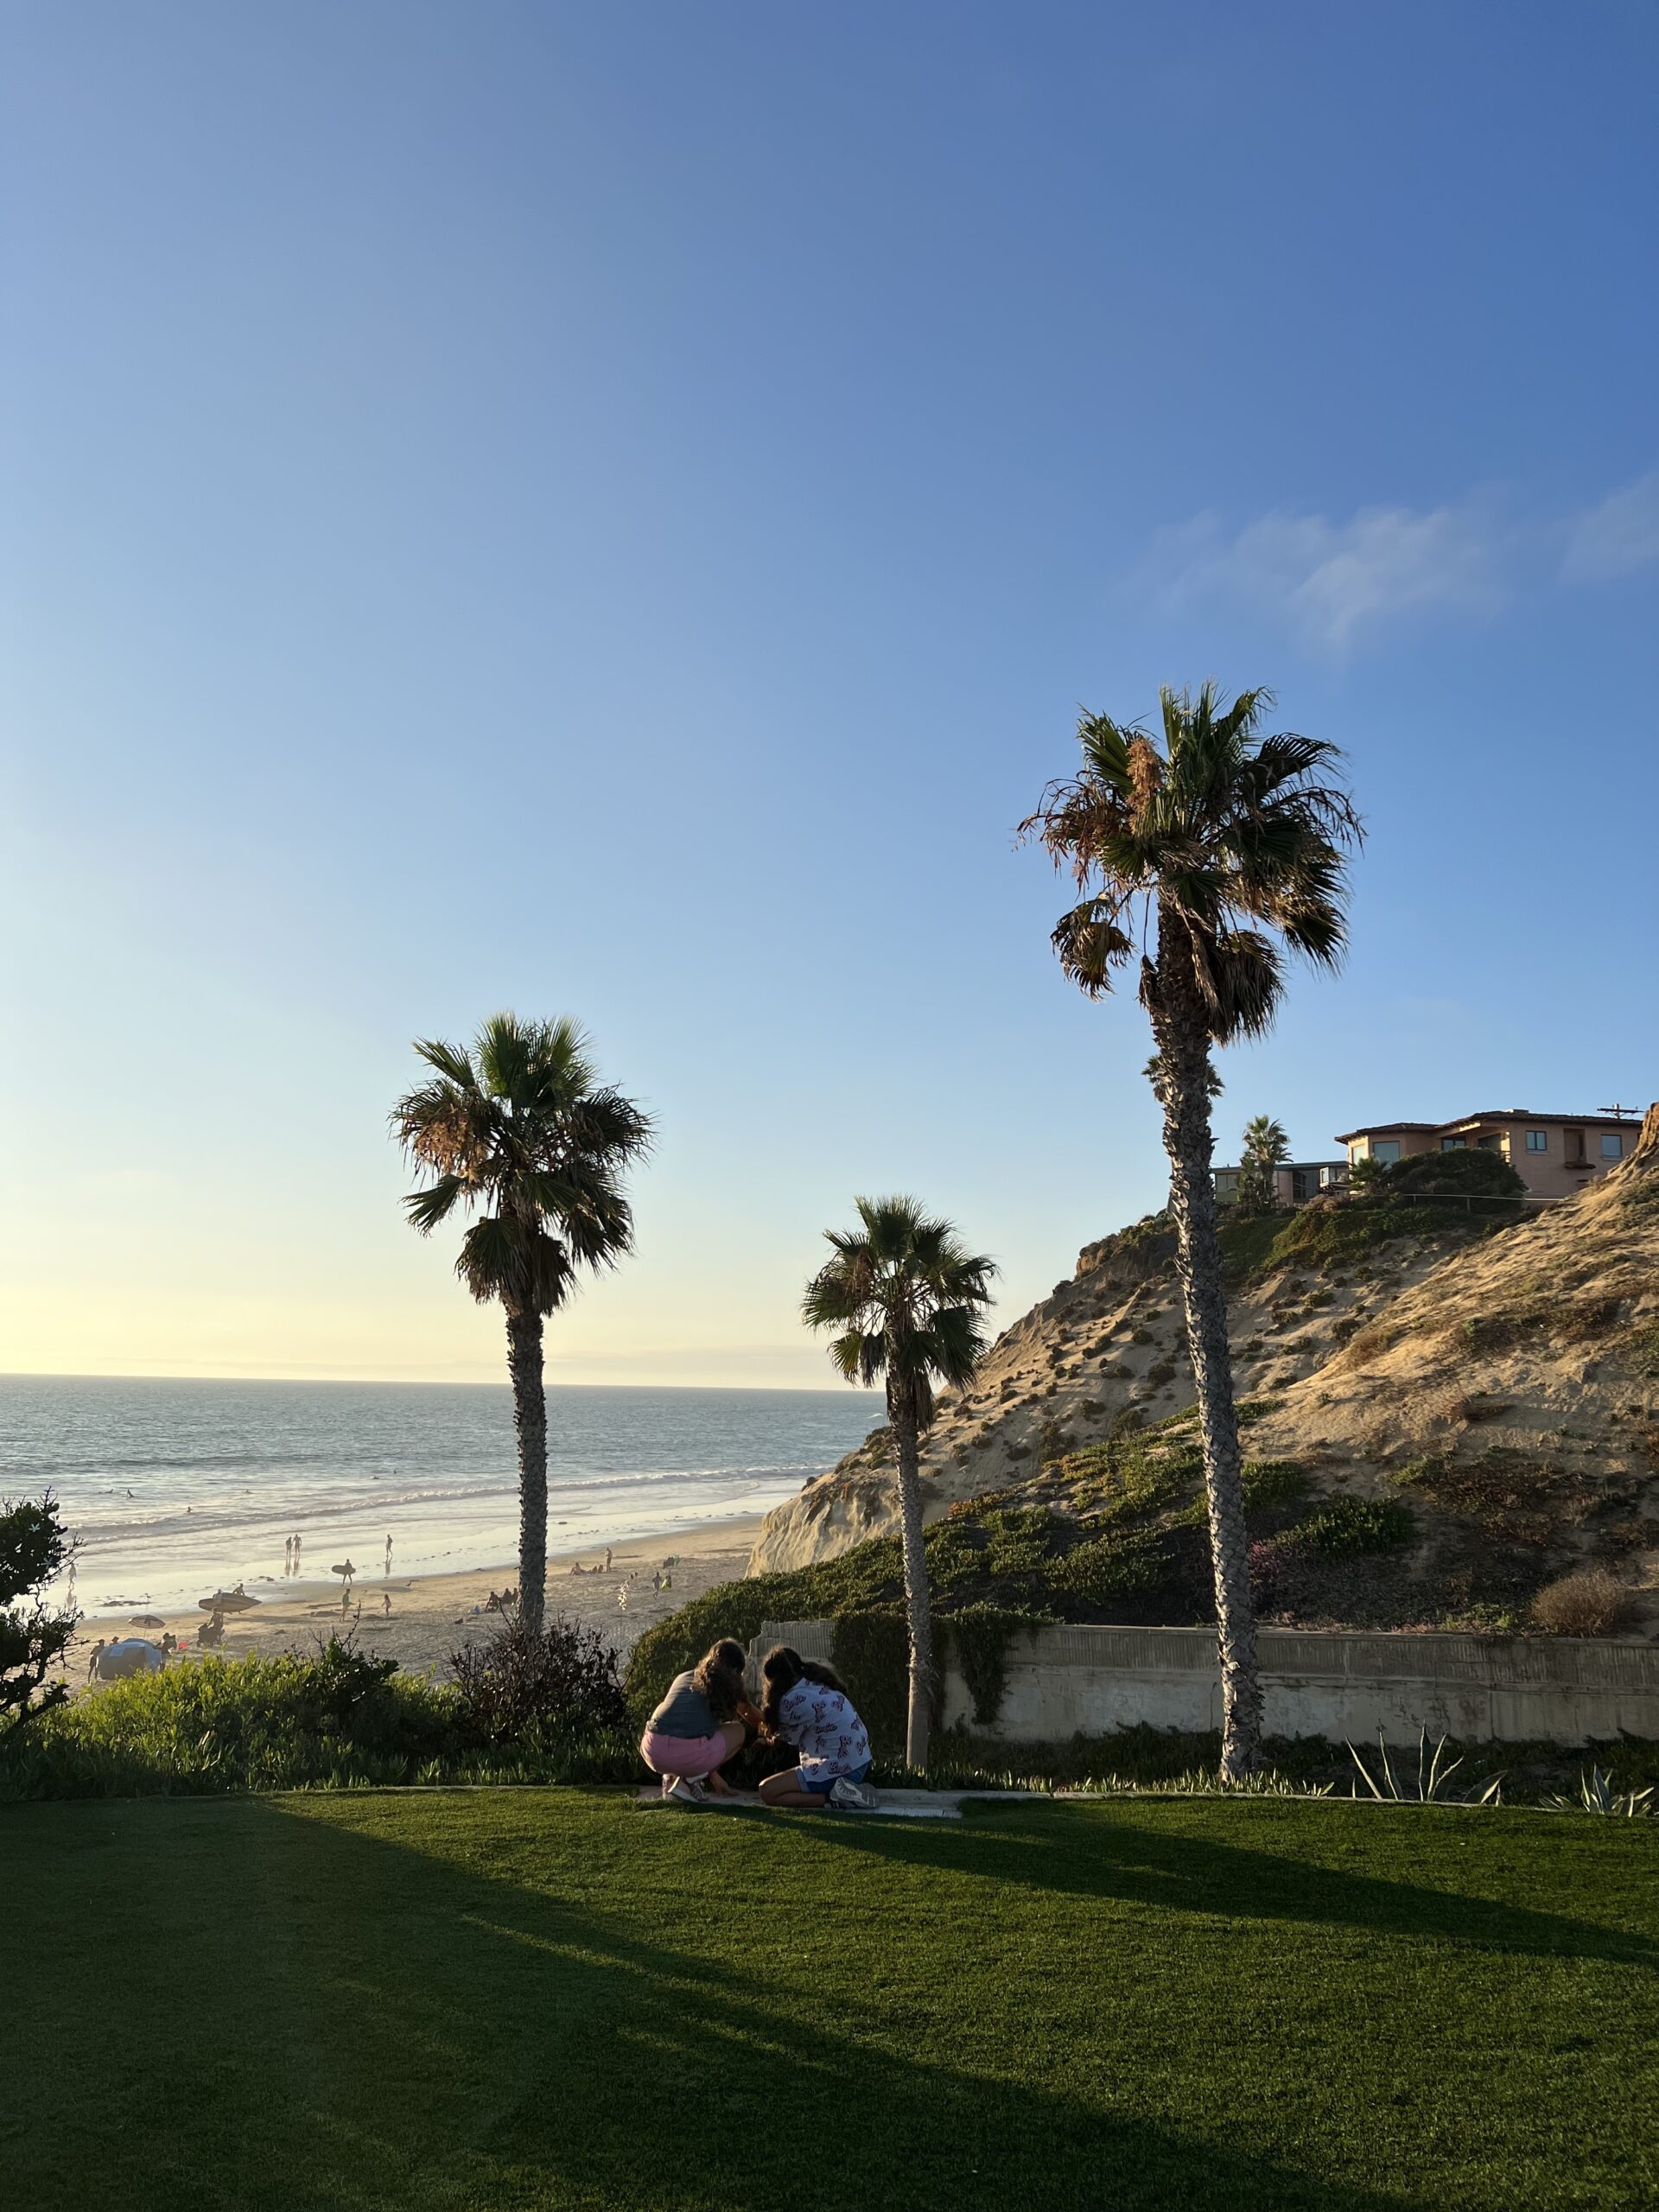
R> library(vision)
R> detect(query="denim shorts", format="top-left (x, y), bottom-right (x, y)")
top-left (798, 1760), bottom-right (871, 1796)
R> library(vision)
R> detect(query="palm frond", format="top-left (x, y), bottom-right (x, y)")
top-left (402, 1175), bottom-right (468, 1236)
top-left (1051, 899), bottom-right (1134, 998)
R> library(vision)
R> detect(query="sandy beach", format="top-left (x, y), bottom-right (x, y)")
top-left (68, 1513), bottom-right (764, 1687)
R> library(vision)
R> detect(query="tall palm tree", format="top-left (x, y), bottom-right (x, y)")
top-left (803, 1197), bottom-right (997, 1771)
top-left (391, 1014), bottom-right (652, 1636)
top-left (1237, 1113), bottom-right (1292, 1213)
top-left (1024, 685), bottom-right (1360, 1777)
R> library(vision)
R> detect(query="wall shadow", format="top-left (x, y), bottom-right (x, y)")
top-left (798, 1798), bottom-right (1659, 1971)
top-left (0, 1791), bottom-right (1443, 2212)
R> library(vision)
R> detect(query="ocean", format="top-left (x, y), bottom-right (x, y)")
top-left (0, 1375), bottom-right (875, 1614)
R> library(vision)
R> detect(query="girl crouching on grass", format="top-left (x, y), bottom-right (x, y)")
top-left (640, 1639), bottom-right (760, 1805)
top-left (756, 1645), bottom-right (875, 1811)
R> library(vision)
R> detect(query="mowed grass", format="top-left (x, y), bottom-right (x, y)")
top-left (3, 1793), bottom-right (1655, 2212)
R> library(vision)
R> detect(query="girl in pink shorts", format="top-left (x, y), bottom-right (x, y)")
top-left (639, 1638), bottom-right (758, 1804)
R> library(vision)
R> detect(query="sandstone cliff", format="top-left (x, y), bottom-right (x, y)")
top-left (749, 1105), bottom-right (1659, 1631)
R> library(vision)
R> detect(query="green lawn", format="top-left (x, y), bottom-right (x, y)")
top-left (3, 1792), bottom-right (1655, 2211)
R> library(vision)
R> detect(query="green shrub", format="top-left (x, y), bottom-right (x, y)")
top-left (1384, 1147), bottom-right (1526, 1200)
top-left (830, 1611), bottom-right (912, 1755)
top-left (0, 1638), bottom-right (645, 1802)
top-left (1242, 1459), bottom-right (1310, 1511)
top-left (1052, 1529), bottom-right (1166, 1605)
top-left (1283, 1497), bottom-right (1414, 1557)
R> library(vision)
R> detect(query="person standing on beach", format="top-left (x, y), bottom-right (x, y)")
top-left (385, 1533), bottom-right (392, 1579)
top-left (605, 1546), bottom-right (613, 1572)
top-left (284, 1535), bottom-right (293, 1578)
top-left (293, 1533), bottom-right (302, 1576)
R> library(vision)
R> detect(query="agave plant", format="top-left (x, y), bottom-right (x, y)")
top-left (1546, 1766), bottom-right (1655, 1817)
top-left (1347, 1728), bottom-right (1504, 1806)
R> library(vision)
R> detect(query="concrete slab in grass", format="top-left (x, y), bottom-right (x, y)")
top-left (634, 1787), bottom-right (1050, 1820)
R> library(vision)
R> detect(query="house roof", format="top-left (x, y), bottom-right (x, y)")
top-left (1336, 1110), bottom-right (1640, 1142)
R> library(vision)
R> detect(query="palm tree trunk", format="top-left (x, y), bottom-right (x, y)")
top-left (505, 1306), bottom-right (548, 1637)
top-left (891, 1395), bottom-right (935, 1772)
top-left (1151, 918), bottom-right (1263, 1779)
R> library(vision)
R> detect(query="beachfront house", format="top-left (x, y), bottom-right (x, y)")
top-left (1213, 1159), bottom-right (1349, 1206)
top-left (1337, 1109), bottom-right (1641, 1200)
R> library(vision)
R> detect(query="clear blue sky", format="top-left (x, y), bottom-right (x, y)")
top-left (3, 3), bottom-right (1656, 1385)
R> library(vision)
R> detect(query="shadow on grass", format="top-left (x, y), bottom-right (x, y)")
top-left (797, 1798), bottom-right (1659, 1970)
top-left (0, 1793), bottom-right (1429, 2212)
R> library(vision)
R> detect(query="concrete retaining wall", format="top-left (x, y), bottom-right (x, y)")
top-left (752, 1619), bottom-right (1659, 1746)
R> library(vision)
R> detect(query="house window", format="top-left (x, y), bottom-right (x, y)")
top-left (1478, 1135), bottom-right (1503, 1153)
top-left (1525, 1129), bottom-right (1548, 1153)
top-left (1440, 1136), bottom-right (1466, 1151)
top-left (1601, 1133), bottom-right (1624, 1160)
top-left (1372, 1141), bottom-right (1401, 1164)
top-left (1564, 1128), bottom-right (1587, 1163)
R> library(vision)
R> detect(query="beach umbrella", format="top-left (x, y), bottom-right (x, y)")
top-left (128, 1613), bottom-right (166, 1629)
top-left (198, 1587), bottom-right (258, 1612)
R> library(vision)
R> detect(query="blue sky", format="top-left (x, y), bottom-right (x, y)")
top-left (3, 3), bottom-right (1656, 1385)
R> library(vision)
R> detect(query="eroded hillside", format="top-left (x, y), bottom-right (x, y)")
top-left (749, 1107), bottom-right (1659, 1635)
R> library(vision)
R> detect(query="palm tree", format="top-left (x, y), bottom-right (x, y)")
top-left (391, 1014), bottom-right (652, 1636)
top-left (802, 1197), bottom-right (997, 1771)
top-left (1024, 685), bottom-right (1360, 1776)
top-left (1237, 1114), bottom-right (1291, 1213)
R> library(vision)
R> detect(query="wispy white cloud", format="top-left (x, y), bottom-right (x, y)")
top-left (1561, 471), bottom-right (1659, 583)
top-left (1136, 469), bottom-right (1658, 652)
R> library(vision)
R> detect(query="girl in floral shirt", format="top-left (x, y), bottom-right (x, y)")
top-left (756, 1645), bottom-right (876, 1811)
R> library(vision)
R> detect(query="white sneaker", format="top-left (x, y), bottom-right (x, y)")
top-left (829, 1777), bottom-right (876, 1811)
top-left (666, 1777), bottom-right (708, 1808)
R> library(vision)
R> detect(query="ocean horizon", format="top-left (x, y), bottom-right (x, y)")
top-left (2, 1374), bottom-right (874, 1614)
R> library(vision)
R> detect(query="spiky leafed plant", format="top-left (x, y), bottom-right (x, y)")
top-left (1237, 1113), bottom-right (1292, 1214)
top-left (1023, 684), bottom-right (1360, 1776)
top-left (392, 1014), bottom-right (652, 1635)
top-left (803, 1197), bottom-right (997, 1770)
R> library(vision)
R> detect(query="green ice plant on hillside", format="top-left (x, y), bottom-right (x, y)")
top-left (1025, 683), bottom-right (1363, 1777)
top-left (391, 1014), bottom-right (653, 1636)
top-left (803, 1196), bottom-right (998, 1770)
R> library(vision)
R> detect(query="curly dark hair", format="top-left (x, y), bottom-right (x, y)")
top-left (759, 1643), bottom-right (846, 1733)
top-left (691, 1637), bottom-right (748, 1722)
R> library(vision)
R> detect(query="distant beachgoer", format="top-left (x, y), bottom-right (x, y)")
top-left (293, 1535), bottom-right (302, 1573)
top-left (639, 1641), bottom-right (759, 1805)
top-left (161, 1632), bottom-right (177, 1656)
top-left (385, 1534), bottom-right (392, 1577)
top-left (383, 1592), bottom-right (391, 1618)
top-left (756, 1646), bottom-right (874, 1812)
top-left (284, 1536), bottom-right (293, 1577)
top-left (87, 1639), bottom-right (106, 1679)
top-left (662, 1573), bottom-right (672, 1591)
top-left (652, 1570), bottom-right (662, 1592)
top-left (605, 1547), bottom-right (613, 1572)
